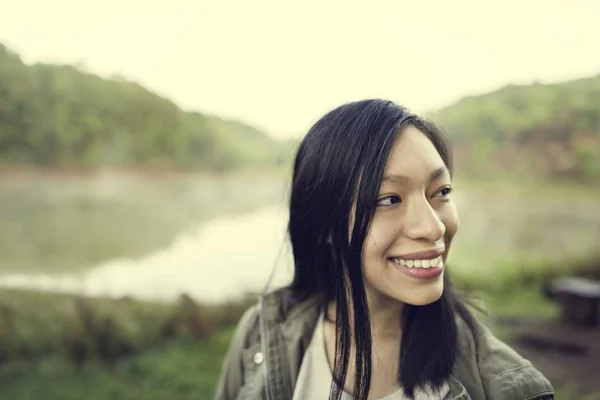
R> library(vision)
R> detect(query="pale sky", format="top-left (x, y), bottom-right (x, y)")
top-left (1, 0), bottom-right (599, 139)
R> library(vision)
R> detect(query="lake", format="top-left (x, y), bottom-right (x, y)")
top-left (0, 171), bottom-right (598, 303)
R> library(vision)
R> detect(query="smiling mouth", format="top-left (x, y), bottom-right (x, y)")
top-left (389, 256), bottom-right (443, 269)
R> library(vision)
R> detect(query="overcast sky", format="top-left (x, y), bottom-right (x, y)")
top-left (1, 0), bottom-right (599, 139)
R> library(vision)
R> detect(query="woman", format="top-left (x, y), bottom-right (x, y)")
top-left (215, 100), bottom-right (554, 400)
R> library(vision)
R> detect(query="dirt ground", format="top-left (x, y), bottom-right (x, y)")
top-left (495, 317), bottom-right (600, 395)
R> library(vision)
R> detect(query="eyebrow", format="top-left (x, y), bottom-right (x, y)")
top-left (381, 166), bottom-right (449, 185)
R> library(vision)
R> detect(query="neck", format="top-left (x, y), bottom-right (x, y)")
top-left (367, 290), bottom-right (404, 339)
top-left (326, 289), bottom-right (403, 341)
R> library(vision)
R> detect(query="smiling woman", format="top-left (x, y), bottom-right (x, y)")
top-left (364, 126), bottom-right (456, 308)
top-left (214, 100), bottom-right (555, 400)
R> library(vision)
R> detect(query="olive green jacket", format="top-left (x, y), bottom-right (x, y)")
top-left (215, 290), bottom-right (554, 400)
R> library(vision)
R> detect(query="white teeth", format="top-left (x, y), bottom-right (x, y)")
top-left (391, 256), bottom-right (442, 269)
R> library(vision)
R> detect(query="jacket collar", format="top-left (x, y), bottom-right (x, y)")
top-left (260, 289), bottom-right (471, 400)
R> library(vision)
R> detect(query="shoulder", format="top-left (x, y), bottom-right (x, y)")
top-left (454, 317), bottom-right (555, 399)
top-left (233, 303), bottom-right (262, 346)
top-left (214, 290), bottom-right (322, 400)
top-left (224, 288), bottom-right (321, 352)
top-left (214, 304), bottom-right (261, 400)
top-left (223, 303), bottom-right (262, 365)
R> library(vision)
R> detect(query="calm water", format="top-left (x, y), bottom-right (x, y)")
top-left (0, 173), bottom-right (598, 303)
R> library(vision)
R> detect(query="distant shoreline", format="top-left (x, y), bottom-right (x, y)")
top-left (0, 164), bottom-right (289, 179)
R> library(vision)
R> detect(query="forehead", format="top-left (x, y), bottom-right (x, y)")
top-left (384, 125), bottom-right (445, 179)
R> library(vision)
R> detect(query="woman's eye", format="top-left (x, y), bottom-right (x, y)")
top-left (376, 195), bottom-right (402, 207)
top-left (434, 186), bottom-right (453, 199)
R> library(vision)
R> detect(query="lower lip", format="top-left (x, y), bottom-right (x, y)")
top-left (391, 260), bottom-right (444, 280)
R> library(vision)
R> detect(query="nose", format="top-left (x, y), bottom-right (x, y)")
top-left (403, 197), bottom-right (445, 242)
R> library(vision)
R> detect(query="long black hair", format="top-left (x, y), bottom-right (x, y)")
top-left (287, 99), bottom-right (478, 399)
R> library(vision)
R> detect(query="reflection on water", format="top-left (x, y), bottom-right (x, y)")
top-left (0, 172), bottom-right (286, 273)
top-left (0, 175), bottom-right (599, 302)
top-left (0, 205), bottom-right (294, 303)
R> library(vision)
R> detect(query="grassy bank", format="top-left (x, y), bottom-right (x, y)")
top-left (0, 252), bottom-right (598, 399)
top-left (0, 329), bottom-right (236, 400)
top-left (0, 289), bottom-right (255, 399)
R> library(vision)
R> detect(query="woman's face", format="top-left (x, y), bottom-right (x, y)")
top-left (361, 125), bottom-right (459, 307)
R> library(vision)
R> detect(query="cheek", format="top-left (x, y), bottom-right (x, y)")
top-left (364, 218), bottom-right (399, 258)
top-left (441, 202), bottom-right (459, 248)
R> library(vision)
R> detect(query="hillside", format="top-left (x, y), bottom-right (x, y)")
top-left (0, 43), bottom-right (293, 171)
top-left (431, 75), bottom-right (600, 180)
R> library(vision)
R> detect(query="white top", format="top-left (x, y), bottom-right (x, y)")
top-left (292, 312), bottom-right (451, 400)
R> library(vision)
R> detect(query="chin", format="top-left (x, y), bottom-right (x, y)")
top-left (400, 286), bottom-right (444, 306)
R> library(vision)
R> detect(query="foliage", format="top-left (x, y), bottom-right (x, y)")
top-left (0, 289), bottom-right (255, 367)
top-left (0, 288), bottom-right (255, 399)
top-left (1, 250), bottom-right (599, 398)
top-left (0, 43), bottom-right (295, 171)
top-left (0, 330), bottom-right (236, 400)
top-left (430, 75), bottom-right (600, 181)
top-left (0, 254), bottom-right (598, 398)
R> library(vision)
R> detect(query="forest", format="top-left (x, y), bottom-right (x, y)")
top-left (432, 74), bottom-right (600, 180)
top-left (0, 43), bottom-right (293, 172)
top-left (2, 42), bottom-right (599, 181)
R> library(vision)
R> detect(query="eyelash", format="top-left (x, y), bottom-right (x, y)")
top-left (438, 186), bottom-right (453, 198)
top-left (376, 195), bottom-right (401, 207)
top-left (376, 186), bottom-right (453, 207)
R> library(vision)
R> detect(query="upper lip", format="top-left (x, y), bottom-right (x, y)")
top-left (392, 248), bottom-right (445, 260)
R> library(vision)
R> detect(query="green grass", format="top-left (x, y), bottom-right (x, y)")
top-left (466, 284), bottom-right (559, 343)
top-left (450, 248), bottom-right (600, 295)
top-left (1, 268), bottom-right (599, 399)
top-left (0, 242), bottom-right (598, 400)
top-left (0, 288), bottom-right (255, 400)
top-left (478, 285), bottom-right (559, 318)
top-left (554, 385), bottom-right (600, 400)
top-left (0, 329), bottom-right (235, 400)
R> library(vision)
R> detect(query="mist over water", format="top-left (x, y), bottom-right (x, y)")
top-left (0, 204), bottom-right (294, 303)
top-left (1, 175), bottom-right (599, 303)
